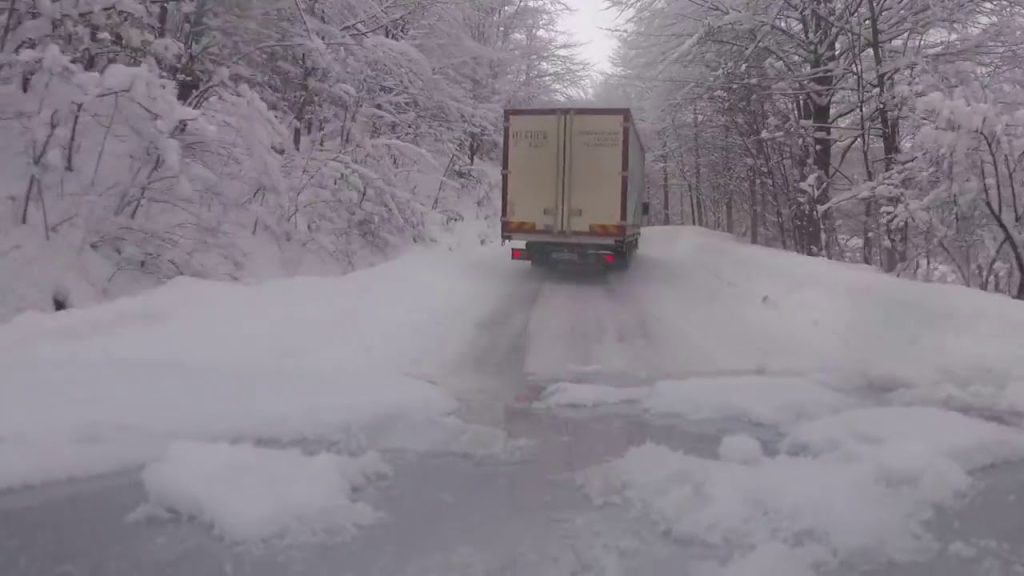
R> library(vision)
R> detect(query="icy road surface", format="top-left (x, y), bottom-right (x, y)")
top-left (3, 228), bottom-right (1024, 575)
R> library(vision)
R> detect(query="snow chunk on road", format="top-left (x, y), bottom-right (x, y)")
top-left (140, 442), bottom-right (389, 542)
top-left (580, 441), bottom-right (976, 573)
top-left (718, 434), bottom-right (764, 465)
top-left (535, 376), bottom-right (854, 431)
top-left (536, 382), bottom-right (647, 408)
top-left (694, 543), bottom-right (826, 576)
top-left (360, 415), bottom-right (532, 460)
top-left (580, 403), bottom-right (1024, 573)
top-left (784, 406), bottom-right (1024, 471)
top-left (643, 375), bottom-right (856, 428)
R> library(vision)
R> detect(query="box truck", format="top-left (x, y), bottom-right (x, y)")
top-left (501, 108), bottom-right (648, 269)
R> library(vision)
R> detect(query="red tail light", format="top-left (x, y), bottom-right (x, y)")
top-left (511, 248), bottom-right (530, 261)
top-left (602, 253), bottom-right (615, 265)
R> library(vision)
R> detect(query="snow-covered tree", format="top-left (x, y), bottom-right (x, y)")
top-left (0, 0), bottom-right (586, 313)
top-left (610, 0), bottom-right (1024, 299)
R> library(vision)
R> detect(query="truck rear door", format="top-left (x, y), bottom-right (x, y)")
top-left (504, 113), bottom-right (562, 235)
top-left (565, 113), bottom-right (626, 236)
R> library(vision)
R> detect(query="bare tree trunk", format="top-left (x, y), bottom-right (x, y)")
top-left (688, 181), bottom-right (697, 226)
top-left (794, 0), bottom-right (840, 257)
top-left (21, 110), bottom-right (58, 231)
top-left (38, 178), bottom-right (50, 241)
top-left (680, 176), bottom-right (688, 225)
top-left (712, 185), bottom-right (723, 230)
top-left (866, 0), bottom-right (906, 271)
top-left (862, 200), bottom-right (875, 265)
top-left (983, 238), bottom-right (1009, 292)
top-left (749, 169), bottom-right (759, 244)
top-left (92, 94), bottom-right (119, 186)
top-left (938, 240), bottom-right (970, 287)
top-left (725, 189), bottom-right (734, 234)
top-left (19, 174), bottom-right (35, 225)
top-left (760, 144), bottom-right (788, 249)
top-left (853, 37), bottom-right (876, 267)
top-left (432, 152), bottom-right (457, 210)
top-left (692, 105), bottom-right (704, 228)
top-left (924, 224), bottom-right (932, 282)
top-left (130, 155), bottom-right (163, 220)
top-left (662, 148), bottom-right (670, 225)
top-left (66, 102), bottom-right (83, 172)
top-left (982, 193), bottom-right (1024, 299)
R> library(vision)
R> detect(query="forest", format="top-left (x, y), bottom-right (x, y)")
top-left (0, 0), bottom-right (585, 316)
top-left (3, 0), bottom-right (1024, 316)
top-left (605, 0), bottom-right (1024, 299)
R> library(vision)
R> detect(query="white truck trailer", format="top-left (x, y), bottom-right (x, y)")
top-left (501, 108), bottom-right (648, 269)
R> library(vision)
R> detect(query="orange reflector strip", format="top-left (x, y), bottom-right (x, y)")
top-left (504, 221), bottom-right (538, 233)
top-left (589, 224), bottom-right (625, 236)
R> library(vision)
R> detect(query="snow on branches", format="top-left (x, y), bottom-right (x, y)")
top-left (609, 0), bottom-right (1024, 298)
top-left (0, 0), bottom-right (585, 318)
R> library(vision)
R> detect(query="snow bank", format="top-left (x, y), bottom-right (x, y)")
top-left (536, 382), bottom-right (648, 408)
top-left (0, 244), bottom-right (517, 490)
top-left (138, 441), bottom-right (389, 541)
top-left (630, 228), bottom-right (1024, 412)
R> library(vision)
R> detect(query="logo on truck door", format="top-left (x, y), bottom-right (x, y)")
top-left (511, 130), bottom-right (549, 149)
top-left (577, 129), bottom-right (621, 148)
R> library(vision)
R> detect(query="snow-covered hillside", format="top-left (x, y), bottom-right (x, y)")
top-left (3, 227), bottom-right (1024, 564)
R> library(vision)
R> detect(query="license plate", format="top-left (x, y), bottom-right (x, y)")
top-left (551, 252), bottom-right (578, 261)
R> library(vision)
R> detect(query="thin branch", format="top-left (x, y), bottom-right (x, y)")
top-left (1, 0), bottom-right (15, 52)
top-left (938, 239), bottom-right (970, 287)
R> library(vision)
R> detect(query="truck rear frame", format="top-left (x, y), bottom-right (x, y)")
top-left (501, 108), bottom-right (647, 269)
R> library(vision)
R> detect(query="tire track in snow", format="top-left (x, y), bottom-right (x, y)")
top-left (522, 270), bottom-right (658, 387)
top-left (443, 266), bottom-right (546, 427)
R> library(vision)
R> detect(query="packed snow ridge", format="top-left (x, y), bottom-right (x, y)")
top-left (538, 376), bottom-right (857, 429)
top-left (137, 442), bottom-right (390, 542)
top-left (581, 406), bottom-right (1024, 576)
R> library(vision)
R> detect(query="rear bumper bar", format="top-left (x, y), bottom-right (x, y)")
top-left (502, 233), bottom-right (635, 246)
top-left (511, 241), bottom-right (620, 266)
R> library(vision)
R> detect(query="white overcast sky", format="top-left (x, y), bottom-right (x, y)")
top-left (561, 0), bottom-right (619, 73)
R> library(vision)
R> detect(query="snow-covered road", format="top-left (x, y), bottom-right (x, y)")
top-left (3, 228), bottom-right (1024, 575)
